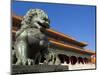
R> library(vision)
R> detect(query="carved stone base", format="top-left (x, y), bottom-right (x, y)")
top-left (12, 64), bottom-right (68, 74)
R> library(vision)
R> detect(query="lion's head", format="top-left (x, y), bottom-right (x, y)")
top-left (21, 9), bottom-right (50, 29)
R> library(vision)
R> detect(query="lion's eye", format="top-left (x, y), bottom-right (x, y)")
top-left (42, 18), bottom-right (50, 23)
top-left (43, 18), bottom-right (48, 21)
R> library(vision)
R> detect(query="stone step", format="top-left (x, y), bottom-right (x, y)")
top-left (12, 64), bottom-right (68, 75)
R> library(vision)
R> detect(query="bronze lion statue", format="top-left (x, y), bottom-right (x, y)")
top-left (14, 9), bottom-right (50, 65)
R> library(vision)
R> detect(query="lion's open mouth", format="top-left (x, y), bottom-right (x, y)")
top-left (37, 21), bottom-right (50, 28)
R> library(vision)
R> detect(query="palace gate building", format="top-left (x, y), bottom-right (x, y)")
top-left (12, 15), bottom-right (95, 66)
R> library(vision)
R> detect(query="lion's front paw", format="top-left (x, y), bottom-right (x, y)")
top-left (21, 58), bottom-right (28, 65)
top-left (27, 59), bottom-right (34, 65)
top-left (21, 58), bottom-right (34, 65)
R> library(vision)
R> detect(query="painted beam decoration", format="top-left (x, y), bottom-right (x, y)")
top-left (11, 0), bottom-right (96, 74)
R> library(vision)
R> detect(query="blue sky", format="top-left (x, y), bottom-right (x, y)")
top-left (12, 1), bottom-right (96, 51)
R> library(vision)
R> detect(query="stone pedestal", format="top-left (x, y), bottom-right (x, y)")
top-left (12, 64), bottom-right (68, 75)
